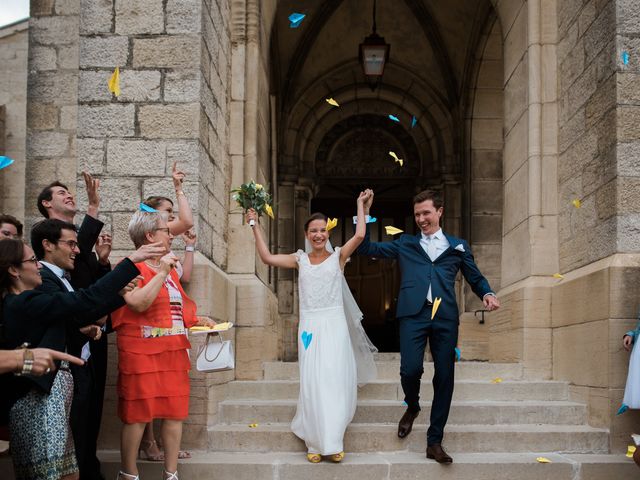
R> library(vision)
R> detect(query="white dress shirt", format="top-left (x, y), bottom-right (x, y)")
top-left (40, 261), bottom-right (91, 361)
top-left (419, 229), bottom-right (450, 302)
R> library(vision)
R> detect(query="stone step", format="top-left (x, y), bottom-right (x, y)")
top-left (207, 423), bottom-right (609, 454)
top-left (89, 452), bottom-right (640, 480)
top-left (227, 379), bottom-right (569, 402)
top-left (218, 399), bottom-right (587, 425)
top-left (263, 361), bottom-right (524, 381)
top-left (1, 452), bottom-right (631, 480)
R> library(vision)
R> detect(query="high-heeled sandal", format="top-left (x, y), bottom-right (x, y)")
top-left (163, 470), bottom-right (179, 480)
top-left (306, 452), bottom-right (322, 463)
top-left (138, 439), bottom-right (164, 461)
top-left (329, 452), bottom-right (345, 463)
top-left (117, 471), bottom-right (139, 480)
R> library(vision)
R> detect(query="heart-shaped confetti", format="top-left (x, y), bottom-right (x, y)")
top-left (301, 331), bottom-right (313, 350)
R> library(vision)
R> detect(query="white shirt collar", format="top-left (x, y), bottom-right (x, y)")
top-left (40, 260), bottom-right (66, 279)
top-left (421, 229), bottom-right (443, 241)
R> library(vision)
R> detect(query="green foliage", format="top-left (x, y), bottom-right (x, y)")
top-left (231, 180), bottom-right (273, 217)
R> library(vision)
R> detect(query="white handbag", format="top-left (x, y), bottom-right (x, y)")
top-left (196, 333), bottom-right (235, 372)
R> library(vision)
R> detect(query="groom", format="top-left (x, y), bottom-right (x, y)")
top-left (357, 189), bottom-right (499, 463)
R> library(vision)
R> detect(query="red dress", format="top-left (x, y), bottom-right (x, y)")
top-left (111, 262), bottom-right (197, 424)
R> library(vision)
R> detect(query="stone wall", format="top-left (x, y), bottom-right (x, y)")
top-left (0, 21), bottom-right (28, 218)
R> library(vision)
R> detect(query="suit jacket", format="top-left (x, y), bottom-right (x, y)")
top-left (0, 259), bottom-right (140, 406)
top-left (357, 227), bottom-right (493, 320)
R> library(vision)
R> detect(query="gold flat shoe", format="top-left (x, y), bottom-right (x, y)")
top-left (306, 453), bottom-right (322, 463)
top-left (329, 452), bottom-right (345, 463)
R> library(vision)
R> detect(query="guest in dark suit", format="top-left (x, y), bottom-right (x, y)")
top-left (0, 238), bottom-right (161, 480)
top-left (356, 189), bottom-right (500, 464)
top-left (37, 174), bottom-right (112, 480)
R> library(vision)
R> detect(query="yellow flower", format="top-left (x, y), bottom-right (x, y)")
top-left (255, 183), bottom-right (263, 190)
top-left (264, 204), bottom-right (274, 219)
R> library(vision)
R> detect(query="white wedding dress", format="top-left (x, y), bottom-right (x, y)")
top-left (291, 247), bottom-right (358, 455)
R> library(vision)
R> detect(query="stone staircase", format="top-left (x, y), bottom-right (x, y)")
top-left (3, 355), bottom-right (637, 479)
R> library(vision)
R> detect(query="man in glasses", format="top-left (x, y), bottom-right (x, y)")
top-left (36, 174), bottom-right (111, 480)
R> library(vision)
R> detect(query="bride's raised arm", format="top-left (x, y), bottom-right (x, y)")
top-left (246, 208), bottom-right (298, 269)
top-left (339, 190), bottom-right (371, 267)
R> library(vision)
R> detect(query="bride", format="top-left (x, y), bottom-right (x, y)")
top-left (245, 189), bottom-right (377, 463)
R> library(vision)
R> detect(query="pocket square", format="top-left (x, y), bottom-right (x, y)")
top-left (454, 244), bottom-right (465, 252)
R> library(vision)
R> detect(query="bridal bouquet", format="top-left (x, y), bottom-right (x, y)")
top-left (231, 180), bottom-right (274, 226)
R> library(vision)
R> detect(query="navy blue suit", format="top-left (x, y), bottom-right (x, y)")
top-left (357, 227), bottom-right (494, 444)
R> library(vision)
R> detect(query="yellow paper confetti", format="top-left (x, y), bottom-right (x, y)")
top-left (627, 445), bottom-right (636, 458)
top-left (491, 377), bottom-right (503, 384)
top-left (384, 226), bottom-right (404, 236)
top-left (389, 151), bottom-right (404, 167)
top-left (108, 67), bottom-right (121, 97)
top-left (326, 98), bottom-right (339, 107)
top-left (265, 204), bottom-right (274, 219)
top-left (572, 199), bottom-right (582, 208)
top-left (326, 218), bottom-right (338, 231)
top-left (248, 423), bottom-right (258, 428)
top-left (431, 297), bottom-right (442, 320)
top-left (552, 273), bottom-right (564, 279)
top-left (536, 457), bottom-right (552, 463)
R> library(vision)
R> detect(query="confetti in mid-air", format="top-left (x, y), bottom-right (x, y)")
top-left (617, 404), bottom-right (629, 416)
top-left (388, 114), bottom-right (400, 123)
top-left (326, 218), bottom-right (338, 231)
top-left (139, 203), bottom-right (158, 213)
top-left (455, 347), bottom-right (461, 362)
top-left (431, 297), bottom-right (442, 320)
top-left (411, 116), bottom-right (417, 128)
top-left (572, 199), bottom-right (582, 208)
top-left (0, 156), bottom-right (15, 170)
top-left (491, 377), bottom-right (503, 384)
top-left (384, 226), bottom-right (404, 236)
top-left (326, 98), bottom-right (339, 107)
top-left (626, 446), bottom-right (636, 458)
top-left (108, 67), bottom-right (121, 97)
top-left (536, 457), bottom-right (552, 464)
top-left (389, 151), bottom-right (404, 167)
top-left (552, 273), bottom-right (564, 280)
top-left (288, 13), bottom-right (306, 28)
top-left (622, 51), bottom-right (630, 65)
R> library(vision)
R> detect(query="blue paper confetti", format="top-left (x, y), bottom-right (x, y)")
top-left (388, 114), bottom-right (400, 123)
top-left (367, 216), bottom-right (377, 224)
top-left (402, 401), bottom-right (408, 407)
top-left (622, 51), bottom-right (630, 65)
top-left (0, 156), bottom-right (15, 170)
top-left (301, 331), bottom-right (313, 350)
top-left (617, 404), bottom-right (629, 415)
top-left (139, 203), bottom-right (158, 213)
top-left (455, 347), bottom-right (461, 362)
top-left (289, 13), bottom-right (306, 28)
top-left (411, 116), bottom-right (417, 128)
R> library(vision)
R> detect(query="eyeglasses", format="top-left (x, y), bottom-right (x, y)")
top-left (21, 256), bottom-right (39, 265)
top-left (57, 240), bottom-right (79, 249)
top-left (154, 228), bottom-right (171, 235)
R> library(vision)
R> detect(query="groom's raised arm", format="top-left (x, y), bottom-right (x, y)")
top-left (356, 223), bottom-right (401, 258)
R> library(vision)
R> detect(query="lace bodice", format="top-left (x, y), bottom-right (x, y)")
top-left (295, 248), bottom-right (344, 312)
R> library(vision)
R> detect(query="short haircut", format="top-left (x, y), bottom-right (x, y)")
top-left (30, 219), bottom-right (77, 260)
top-left (37, 181), bottom-right (70, 218)
top-left (412, 190), bottom-right (443, 210)
top-left (128, 211), bottom-right (168, 248)
top-left (0, 214), bottom-right (23, 237)
top-left (143, 196), bottom-right (174, 210)
top-left (304, 212), bottom-right (328, 232)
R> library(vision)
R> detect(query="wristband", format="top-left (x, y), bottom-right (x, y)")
top-left (352, 215), bottom-right (377, 224)
top-left (185, 246), bottom-right (195, 252)
top-left (15, 343), bottom-right (34, 376)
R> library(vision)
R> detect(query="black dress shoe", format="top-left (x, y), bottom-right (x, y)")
top-left (426, 444), bottom-right (453, 464)
top-left (397, 408), bottom-right (419, 438)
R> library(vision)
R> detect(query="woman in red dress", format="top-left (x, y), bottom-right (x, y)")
top-left (112, 211), bottom-right (211, 480)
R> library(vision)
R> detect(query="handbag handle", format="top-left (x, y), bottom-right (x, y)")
top-left (204, 332), bottom-right (226, 362)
